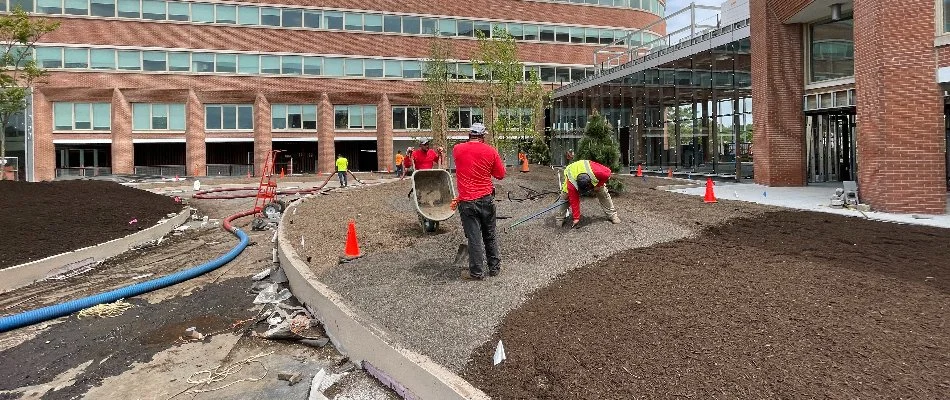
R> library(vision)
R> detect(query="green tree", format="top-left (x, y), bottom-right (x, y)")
top-left (419, 37), bottom-right (458, 151)
top-left (0, 8), bottom-right (58, 179)
top-left (576, 112), bottom-right (624, 192)
top-left (522, 71), bottom-right (551, 165)
top-left (473, 27), bottom-right (526, 153)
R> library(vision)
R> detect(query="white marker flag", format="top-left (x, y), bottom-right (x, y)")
top-left (493, 340), bottom-right (507, 366)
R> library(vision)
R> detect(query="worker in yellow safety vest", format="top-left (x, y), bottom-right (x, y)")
top-left (335, 154), bottom-right (348, 187)
top-left (556, 159), bottom-right (620, 228)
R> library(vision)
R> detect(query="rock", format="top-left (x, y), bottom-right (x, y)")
top-left (299, 337), bottom-right (330, 348)
top-left (277, 371), bottom-right (302, 386)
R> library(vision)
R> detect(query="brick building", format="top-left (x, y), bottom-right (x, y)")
top-left (3, 0), bottom-right (666, 180)
top-left (552, 0), bottom-right (950, 214)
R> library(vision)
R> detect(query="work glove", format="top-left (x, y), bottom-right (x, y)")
top-left (450, 197), bottom-right (459, 211)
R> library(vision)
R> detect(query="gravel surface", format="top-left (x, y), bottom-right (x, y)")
top-left (288, 167), bottom-right (771, 371)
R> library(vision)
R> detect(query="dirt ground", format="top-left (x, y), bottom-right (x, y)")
top-left (0, 180), bottom-right (180, 269)
top-left (0, 183), bottom-right (396, 400)
top-left (287, 166), bottom-right (768, 372)
top-left (463, 211), bottom-right (950, 399)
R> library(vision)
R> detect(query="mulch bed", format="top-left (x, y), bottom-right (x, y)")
top-left (464, 211), bottom-right (950, 399)
top-left (0, 180), bottom-right (180, 269)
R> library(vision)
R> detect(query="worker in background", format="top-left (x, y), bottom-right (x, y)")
top-left (335, 154), bottom-right (348, 187)
top-left (451, 122), bottom-right (506, 281)
top-left (400, 146), bottom-right (414, 180)
top-left (556, 159), bottom-right (620, 228)
top-left (411, 138), bottom-right (440, 171)
top-left (394, 150), bottom-right (404, 177)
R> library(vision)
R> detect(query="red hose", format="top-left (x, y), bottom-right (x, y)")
top-left (223, 209), bottom-right (258, 231)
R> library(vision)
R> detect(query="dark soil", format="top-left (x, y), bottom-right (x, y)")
top-left (0, 180), bottom-right (180, 269)
top-left (0, 277), bottom-right (256, 400)
top-left (464, 211), bottom-right (950, 399)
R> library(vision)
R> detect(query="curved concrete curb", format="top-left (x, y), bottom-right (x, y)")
top-left (278, 199), bottom-right (490, 400)
top-left (0, 207), bottom-right (192, 293)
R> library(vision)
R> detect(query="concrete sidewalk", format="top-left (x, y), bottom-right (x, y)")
top-left (666, 181), bottom-right (950, 229)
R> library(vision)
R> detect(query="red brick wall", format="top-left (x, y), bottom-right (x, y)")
top-left (751, 1), bottom-right (806, 186)
top-left (110, 88), bottom-right (133, 174)
top-left (185, 89), bottom-right (206, 176)
top-left (253, 92), bottom-right (272, 176)
top-left (33, 90), bottom-right (54, 181)
top-left (317, 93), bottom-right (335, 173)
top-left (377, 93), bottom-right (393, 172)
top-left (853, 0), bottom-right (946, 213)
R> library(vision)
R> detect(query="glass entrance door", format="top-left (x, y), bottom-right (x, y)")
top-left (806, 112), bottom-right (856, 182)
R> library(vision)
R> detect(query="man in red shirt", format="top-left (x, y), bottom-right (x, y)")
top-left (411, 139), bottom-right (440, 170)
top-left (400, 146), bottom-right (414, 180)
top-left (556, 159), bottom-right (620, 228)
top-left (452, 122), bottom-right (506, 280)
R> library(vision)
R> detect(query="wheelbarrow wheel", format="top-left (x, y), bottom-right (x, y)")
top-left (272, 199), bottom-right (286, 213)
top-left (263, 203), bottom-right (282, 219)
top-left (424, 220), bottom-right (439, 233)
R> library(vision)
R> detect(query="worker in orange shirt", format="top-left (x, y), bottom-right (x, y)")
top-left (394, 150), bottom-right (405, 177)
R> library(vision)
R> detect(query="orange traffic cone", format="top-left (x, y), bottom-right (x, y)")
top-left (703, 177), bottom-right (718, 203)
top-left (519, 153), bottom-right (530, 173)
top-left (280, 168), bottom-right (285, 179)
top-left (667, 168), bottom-right (673, 179)
top-left (636, 164), bottom-right (643, 177)
top-left (343, 220), bottom-right (362, 259)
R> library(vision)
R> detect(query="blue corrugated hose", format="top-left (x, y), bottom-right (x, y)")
top-left (0, 211), bottom-right (252, 333)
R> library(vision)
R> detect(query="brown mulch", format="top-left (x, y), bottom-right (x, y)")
top-left (0, 180), bottom-right (180, 269)
top-left (463, 211), bottom-right (950, 399)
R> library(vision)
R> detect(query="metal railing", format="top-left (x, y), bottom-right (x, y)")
top-left (55, 166), bottom-right (112, 178)
top-left (134, 165), bottom-right (186, 177)
top-left (207, 164), bottom-right (253, 177)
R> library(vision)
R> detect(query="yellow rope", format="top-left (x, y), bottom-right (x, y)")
top-left (77, 300), bottom-right (134, 319)
top-left (166, 351), bottom-right (274, 398)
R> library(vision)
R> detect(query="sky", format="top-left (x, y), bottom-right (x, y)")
top-left (663, 0), bottom-right (725, 38)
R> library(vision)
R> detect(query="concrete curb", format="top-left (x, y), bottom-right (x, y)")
top-left (0, 207), bottom-right (192, 293)
top-left (277, 199), bottom-right (490, 400)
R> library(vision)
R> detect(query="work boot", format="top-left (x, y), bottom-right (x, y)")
top-left (571, 219), bottom-right (581, 229)
top-left (460, 270), bottom-right (484, 281)
top-left (609, 215), bottom-right (621, 224)
top-left (488, 267), bottom-right (501, 277)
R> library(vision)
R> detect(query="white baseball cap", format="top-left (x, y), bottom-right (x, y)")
top-left (470, 123), bottom-right (486, 136)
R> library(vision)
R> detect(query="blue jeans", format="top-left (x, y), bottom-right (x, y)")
top-left (458, 195), bottom-right (500, 278)
top-left (337, 171), bottom-right (347, 186)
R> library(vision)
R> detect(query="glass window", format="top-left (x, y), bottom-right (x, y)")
top-left (92, 104), bottom-right (111, 130)
top-left (810, 18), bottom-right (854, 83)
top-left (216, 53), bottom-right (236, 73)
top-left (168, 52), bottom-right (189, 71)
top-left (457, 20), bottom-right (474, 37)
top-left (192, 3), bottom-right (213, 23)
top-left (116, 0), bottom-right (138, 17)
top-left (438, 19), bottom-right (457, 36)
top-left (117, 50), bottom-right (140, 70)
top-left (364, 14), bottom-right (382, 32)
top-left (169, 104), bottom-right (185, 130)
top-left (216, 4), bottom-right (236, 24)
top-left (271, 104), bottom-right (286, 129)
top-left (238, 6), bottom-right (258, 25)
top-left (303, 105), bottom-right (317, 129)
top-left (347, 105), bottom-right (362, 129)
top-left (237, 105), bottom-right (253, 129)
top-left (63, 48), bottom-right (88, 68)
top-left (9, 0), bottom-right (33, 12)
top-left (324, 58), bottom-right (343, 76)
top-left (474, 21), bottom-right (491, 38)
top-left (286, 105), bottom-right (302, 128)
top-left (260, 7), bottom-right (280, 26)
top-left (555, 26), bottom-right (570, 42)
top-left (90, 48), bottom-right (115, 69)
top-left (364, 59), bottom-right (383, 78)
top-left (261, 55), bottom-right (279, 74)
top-left (190, 53), bottom-right (213, 72)
top-left (25, 46), bottom-right (57, 67)
top-left (334, 106), bottom-right (347, 129)
top-left (392, 107), bottom-right (406, 129)
top-left (90, 0), bottom-right (114, 16)
top-left (205, 106), bottom-right (222, 129)
top-left (281, 55), bottom-right (301, 75)
top-left (142, 50), bottom-right (166, 71)
top-left (167, 1), bottom-right (187, 21)
top-left (54, 103), bottom-right (72, 130)
top-left (238, 54), bottom-right (258, 74)
top-left (402, 16), bottom-right (420, 34)
top-left (324, 11), bottom-right (343, 29)
top-left (599, 29), bottom-right (614, 44)
top-left (282, 9), bottom-right (301, 27)
top-left (303, 57), bottom-right (321, 75)
top-left (539, 26), bottom-right (555, 41)
top-left (383, 15), bottom-right (400, 33)
top-left (946, 0), bottom-right (950, 33)
top-left (407, 107), bottom-right (419, 129)
top-left (421, 18), bottom-right (437, 34)
top-left (151, 104), bottom-right (168, 129)
top-left (507, 23), bottom-right (523, 40)
top-left (222, 106), bottom-right (236, 129)
top-left (303, 11), bottom-right (320, 28)
top-left (344, 13), bottom-right (362, 30)
top-left (64, 0), bottom-right (87, 15)
top-left (141, 0), bottom-right (163, 20)
top-left (570, 27), bottom-right (584, 43)
top-left (37, 0), bottom-right (62, 14)
top-left (384, 60), bottom-right (401, 78)
top-left (403, 61), bottom-right (421, 79)
top-left (523, 24), bottom-right (540, 40)
top-left (133, 103), bottom-right (150, 130)
top-left (344, 59), bottom-right (363, 77)
top-left (363, 105), bottom-right (376, 129)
